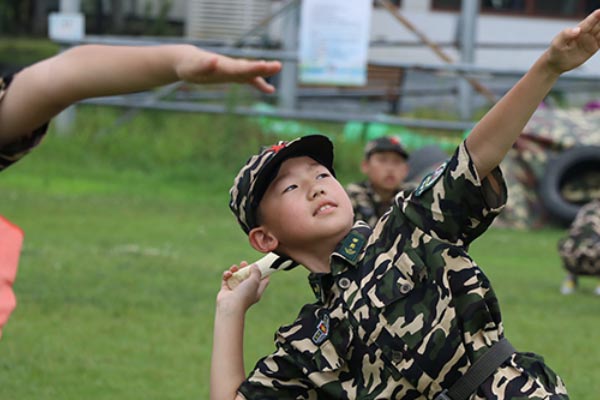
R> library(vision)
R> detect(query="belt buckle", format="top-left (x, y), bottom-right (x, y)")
top-left (434, 389), bottom-right (452, 400)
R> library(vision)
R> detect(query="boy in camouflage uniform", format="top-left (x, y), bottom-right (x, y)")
top-left (346, 136), bottom-right (412, 227)
top-left (558, 199), bottom-right (600, 295)
top-left (210, 11), bottom-right (600, 399)
top-left (0, 44), bottom-right (281, 337)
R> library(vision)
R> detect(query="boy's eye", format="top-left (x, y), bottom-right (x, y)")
top-left (316, 172), bottom-right (330, 180)
top-left (282, 184), bottom-right (297, 193)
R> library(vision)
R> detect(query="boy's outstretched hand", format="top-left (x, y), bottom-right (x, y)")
top-left (217, 262), bottom-right (270, 313)
top-left (176, 49), bottom-right (282, 94)
top-left (546, 9), bottom-right (600, 74)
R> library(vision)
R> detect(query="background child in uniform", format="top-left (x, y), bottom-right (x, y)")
top-left (210, 9), bottom-right (600, 400)
top-left (345, 136), bottom-right (412, 227)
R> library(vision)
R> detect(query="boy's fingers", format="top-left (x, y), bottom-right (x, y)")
top-left (590, 18), bottom-right (600, 36)
top-left (221, 271), bottom-right (233, 290)
top-left (257, 277), bottom-right (270, 297)
top-left (260, 60), bottom-right (282, 76)
top-left (252, 77), bottom-right (276, 94)
top-left (579, 9), bottom-right (600, 33)
top-left (248, 264), bottom-right (262, 280)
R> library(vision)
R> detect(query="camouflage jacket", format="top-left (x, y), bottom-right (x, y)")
top-left (346, 181), bottom-right (416, 228)
top-left (0, 75), bottom-right (48, 172)
top-left (558, 199), bottom-right (600, 275)
top-left (239, 142), bottom-right (567, 400)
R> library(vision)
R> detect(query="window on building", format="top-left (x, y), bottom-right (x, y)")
top-left (481, 0), bottom-right (525, 13)
top-left (586, 0), bottom-right (600, 13)
top-left (432, 0), bottom-right (461, 9)
top-left (373, 0), bottom-right (402, 7)
top-left (432, 0), bottom-right (600, 18)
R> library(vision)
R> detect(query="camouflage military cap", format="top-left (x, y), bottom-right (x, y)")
top-left (229, 134), bottom-right (335, 234)
top-left (364, 136), bottom-right (409, 160)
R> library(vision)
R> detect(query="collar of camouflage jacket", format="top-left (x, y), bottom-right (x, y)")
top-left (308, 222), bottom-right (371, 302)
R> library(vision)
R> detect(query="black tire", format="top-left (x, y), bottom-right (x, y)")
top-left (406, 145), bottom-right (449, 182)
top-left (538, 145), bottom-right (600, 226)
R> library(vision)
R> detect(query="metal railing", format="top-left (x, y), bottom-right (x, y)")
top-left (55, 35), bottom-right (600, 134)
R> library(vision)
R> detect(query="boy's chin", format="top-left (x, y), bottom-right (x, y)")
top-left (379, 182), bottom-right (401, 191)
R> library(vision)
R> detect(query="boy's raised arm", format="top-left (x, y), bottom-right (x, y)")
top-left (210, 264), bottom-right (269, 400)
top-left (466, 9), bottom-right (600, 179)
top-left (0, 44), bottom-right (281, 147)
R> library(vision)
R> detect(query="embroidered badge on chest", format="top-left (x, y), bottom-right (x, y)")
top-left (312, 313), bottom-right (330, 345)
top-left (414, 161), bottom-right (448, 197)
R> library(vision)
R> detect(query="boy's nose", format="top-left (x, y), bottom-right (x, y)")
top-left (311, 187), bottom-right (326, 199)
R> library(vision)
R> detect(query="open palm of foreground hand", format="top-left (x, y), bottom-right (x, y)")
top-left (548, 9), bottom-right (600, 73)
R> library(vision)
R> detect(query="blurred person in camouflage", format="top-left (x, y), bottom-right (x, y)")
top-left (209, 9), bottom-right (600, 400)
top-left (558, 199), bottom-right (600, 295)
top-left (345, 136), bottom-right (412, 227)
top-left (495, 107), bottom-right (600, 229)
top-left (0, 43), bottom-right (281, 338)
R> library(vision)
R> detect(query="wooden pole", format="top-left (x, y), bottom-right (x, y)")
top-left (375, 0), bottom-right (497, 104)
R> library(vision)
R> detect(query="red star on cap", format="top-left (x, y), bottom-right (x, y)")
top-left (270, 143), bottom-right (286, 153)
top-left (390, 137), bottom-right (400, 145)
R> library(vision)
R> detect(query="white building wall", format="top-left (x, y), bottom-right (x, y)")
top-left (368, 8), bottom-right (600, 72)
top-left (174, 1), bottom-right (600, 72)
top-left (401, 0), bottom-right (432, 13)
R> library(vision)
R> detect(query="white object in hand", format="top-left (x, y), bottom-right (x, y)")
top-left (227, 252), bottom-right (294, 289)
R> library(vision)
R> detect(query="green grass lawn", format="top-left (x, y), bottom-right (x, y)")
top-left (0, 110), bottom-right (597, 399)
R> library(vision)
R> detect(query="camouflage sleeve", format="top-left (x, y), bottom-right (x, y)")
top-left (345, 182), bottom-right (361, 216)
top-left (346, 182), bottom-right (377, 227)
top-left (397, 140), bottom-right (507, 247)
top-left (0, 75), bottom-right (49, 172)
top-left (237, 344), bottom-right (315, 399)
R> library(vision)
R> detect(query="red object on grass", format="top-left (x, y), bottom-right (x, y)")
top-left (0, 215), bottom-right (24, 337)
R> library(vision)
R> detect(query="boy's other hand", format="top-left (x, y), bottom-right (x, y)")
top-left (546, 9), bottom-right (600, 74)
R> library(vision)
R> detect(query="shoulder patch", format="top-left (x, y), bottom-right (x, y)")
top-left (339, 231), bottom-right (365, 261)
top-left (414, 161), bottom-right (448, 197)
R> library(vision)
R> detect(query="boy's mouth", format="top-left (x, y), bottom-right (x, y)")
top-left (314, 201), bottom-right (337, 216)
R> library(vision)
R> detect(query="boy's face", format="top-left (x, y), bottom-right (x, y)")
top-left (257, 156), bottom-right (354, 249)
top-left (361, 151), bottom-right (408, 193)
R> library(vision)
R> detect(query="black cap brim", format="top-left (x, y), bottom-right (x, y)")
top-left (251, 135), bottom-right (335, 209)
top-left (366, 144), bottom-right (409, 160)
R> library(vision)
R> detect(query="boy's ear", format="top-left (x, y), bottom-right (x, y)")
top-left (360, 159), bottom-right (370, 174)
top-left (399, 161), bottom-right (409, 179)
top-left (248, 226), bottom-right (279, 253)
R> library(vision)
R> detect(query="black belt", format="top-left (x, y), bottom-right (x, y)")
top-left (434, 338), bottom-right (516, 400)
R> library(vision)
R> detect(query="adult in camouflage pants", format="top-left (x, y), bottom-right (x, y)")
top-left (558, 199), bottom-right (600, 295)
